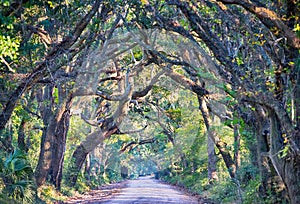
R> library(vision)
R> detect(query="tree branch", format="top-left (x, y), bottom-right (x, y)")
top-left (80, 114), bottom-right (102, 126)
top-left (132, 69), bottom-right (166, 99)
top-left (26, 25), bottom-right (52, 45)
top-left (217, 0), bottom-right (300, 49)
top-left (119, 137), bottom-right (156, 153)
top-left (164, 65), bottom-right (209, 96)
top-left (99, 76), bottom-right (123, 83)
top-left (145, 103), bottom-right (175, 145)
top-left (116, 125), bottom-right (148, 135)
top-left (22, 106), bottom-right (42, 119)
top-left (96, 83), bottom-right (132, 101)
top-left (0, 0), bottom-right (102, 131)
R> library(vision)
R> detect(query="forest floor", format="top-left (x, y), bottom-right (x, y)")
top-left (64, 176), bottom-right (214, 204)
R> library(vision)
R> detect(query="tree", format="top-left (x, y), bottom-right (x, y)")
top-left (1, 0), bottom-right (300, 203)
top-left (150, 1), bottom-right (300, 202)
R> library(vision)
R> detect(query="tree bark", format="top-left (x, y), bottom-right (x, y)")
top-left (35, 85), bottom-right (73, 188)
top-left (18, 119), bottom-right (28, 152)
top-left (84, 154), bottom-right (91, 182)
top-left (207, 135), bottom-right (218, 182)
top-left (268, 110), bottom-right (300, 204)
top-left (233, 125), bottom-right (240, 171)
top-left (35, 85), bottom-right (54, 187)
top-left (295, 66), bottom-right (300, 128)
top-left (252, 106), bottom-right (287, 199)
top-left (68, 124), bottom-right (118, 186)
top-left (253, 108), bottom-right (271, 196)
top-left (198, 96), bottom-right (235, 179)
top-left (49, 96), bottom-right (73, 189)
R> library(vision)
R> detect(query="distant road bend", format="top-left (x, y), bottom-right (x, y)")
top-left (99, 176), bottom-right (200, 204)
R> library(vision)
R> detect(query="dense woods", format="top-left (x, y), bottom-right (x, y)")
top-left (0, 0), bottom-right (299, 203)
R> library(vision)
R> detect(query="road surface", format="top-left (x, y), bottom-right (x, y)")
top-left (98, 176), bottom-right (200, 204)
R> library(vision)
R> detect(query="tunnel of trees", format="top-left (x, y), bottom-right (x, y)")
top-left (0, 0), bottom-right (299, 203)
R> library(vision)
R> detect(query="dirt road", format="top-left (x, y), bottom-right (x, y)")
top-left (65, 176), bottom-right (210, 204)
top-left (98, 176), bottom-right (200, 204)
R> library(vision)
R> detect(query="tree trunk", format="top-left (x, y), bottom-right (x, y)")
top-left (233, 125), bottom-right (240, 170)
top-left (18, 120), bottom-right (28, 152)
top-left (67, 121), bottom-right (118, 186)
top-left (68, 144), bottom-right (88, 186)
top-left (254, 110), bottom-right (272, 196)
top-left (269, 110), bottom-right (300, 204)
top-left (207, 135), bottom-right (218, 182)
top-left (84, 154), bottom-right (91, 182)
top-left (252, 107), bottom-right (287, 200)
top-left (198, 96), bottom-right (235, 179)
top-left (68, 69), bottom-right (132, 186)
top-left (35, 86), bottom-right (73, 188)
top-left (295, 66), bottom-right (300, 128)
top-left (49, 96), bottom-right (73, 189)
top-left (35, 85), bottom-right (54, 187)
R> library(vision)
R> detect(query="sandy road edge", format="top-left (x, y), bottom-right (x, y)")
top-left (63, 180), bottom-right (128, 204)
top-left (156, 178), bottom-right (217, 204)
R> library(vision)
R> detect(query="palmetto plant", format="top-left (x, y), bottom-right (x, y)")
top-left (0, 149), bottom-right (35, 203)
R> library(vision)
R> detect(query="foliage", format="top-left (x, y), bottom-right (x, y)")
top-left (0, 0), bottom-right (300, 203)
top-left (0, 35), bottom-right (20, 61)
top-left (37, 184), bottom-right (66, 203)
top-left (73, 173), bottom-right (91, 194)
top-left (0, 149), bottom-right (35, 203)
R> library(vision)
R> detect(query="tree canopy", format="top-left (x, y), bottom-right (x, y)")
top-left (0, 0), bottom-right (299, 203)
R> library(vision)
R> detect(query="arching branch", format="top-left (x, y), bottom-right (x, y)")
top-left (80, 114), bottom-right (102, 127)
top-left (164, 65), bottom-right (209, 96)
top-left (116, 125), bottom-right (148, 135)
top-left (0, 0), bottom-right (102, 131)
top-left (96, 84), bottom-right (132, 101)
top-left (119, 137), bottom-right (156, 153)
top-left (132, 69), bottom-right (166, 99)
top-left (217, 0), bottom-right (300, 49)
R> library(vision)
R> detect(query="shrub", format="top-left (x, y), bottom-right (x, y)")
top-left (0, 149), bottom-right (36, 203)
